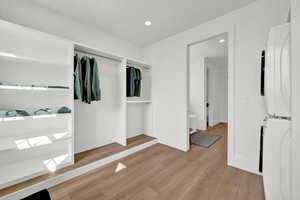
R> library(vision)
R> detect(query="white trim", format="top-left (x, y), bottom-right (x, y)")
top-left (0, 139), bottom-right (158, 200)
top-left (126, 101), bottom-right (152, 104)
top-left (229, 162), bottom-right (263, 176)
top-left (127, 58), bottom-right (152, 69)
top-left (227, 26), bottom-right (237, 167)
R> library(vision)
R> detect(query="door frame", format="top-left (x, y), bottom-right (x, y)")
top-left (186, 26), bottom-right (236, 167)
top-left (205, 64), bottom-right (209, 129)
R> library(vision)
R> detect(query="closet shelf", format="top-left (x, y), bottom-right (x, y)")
top-left (126, 100), bottom-right (151, 104)
top-left (0, 113), bottom-right (71, 122)
top-left (126, 58), bottom-right (151, 70)
top-left (74, 43), bottom-right (123, 62)
top-left (0, 52), bottom-right (71, 69)
top-left (0, 85), bottom-right (70, 92)
top-left (0, 132), bottom-right (71, 151)
top-left (0, 151), bottom-right (72, 189)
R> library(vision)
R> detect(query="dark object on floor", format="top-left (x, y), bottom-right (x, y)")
top-left (191, 133), bottom-right (221, 148)
top-left (21, 189), bottom-right (51, 200)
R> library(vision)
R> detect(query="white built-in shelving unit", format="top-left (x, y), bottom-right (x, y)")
top-left (73, 44), bottom-right (153, 147)
top-left (125, 59), bottom-right (153, 139)
top-left (0, 20), bottom-right (74, 189)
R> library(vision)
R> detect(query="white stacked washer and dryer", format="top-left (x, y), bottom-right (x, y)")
top-left (262, 23), bottom-right (292, 200)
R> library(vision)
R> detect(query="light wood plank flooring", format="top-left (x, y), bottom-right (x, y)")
top-left (0, 135), bottom-right (155, 197)
top-left (49, 124), bottom-right (265, 200)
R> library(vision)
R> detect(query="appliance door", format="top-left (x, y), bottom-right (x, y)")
top-left (263, 118), bottom-right (291, 200)
top-left (265, 23), bottom-right (291, 117)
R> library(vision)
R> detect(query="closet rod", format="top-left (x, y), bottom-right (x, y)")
top-left (75, 49), bottom-right (122, 62)
top-left (126, 65), bottom-right (150, 70)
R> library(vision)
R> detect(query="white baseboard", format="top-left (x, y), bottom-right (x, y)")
top-left (229, 155), bottom-right (262, 176)
top-left (1, 139), bottom-right (159, 200)
top-left (230, 163), bottom-right (263, 176)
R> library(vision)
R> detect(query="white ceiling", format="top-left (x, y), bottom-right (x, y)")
top-left (31, 0), bottom-right (255, 46)
top-left (189, 33), bottom-right (228, 61)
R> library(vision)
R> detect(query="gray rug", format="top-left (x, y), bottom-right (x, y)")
top-left (191, 133), bottom-right (221, 148)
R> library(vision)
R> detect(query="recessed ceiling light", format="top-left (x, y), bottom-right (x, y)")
top-left (219, 39), bottom-right (225, 43)
top-left (145, 21), bottom-right (152, 26)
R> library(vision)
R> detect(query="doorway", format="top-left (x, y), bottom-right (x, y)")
top-left (188, 33), bottom-right (228, 148)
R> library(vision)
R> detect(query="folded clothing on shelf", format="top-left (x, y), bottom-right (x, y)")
top-left (34, 108), bottom-right (55, 115)
top-left (57, 106), bottom-right (72, 114)
top-left (0, 107), bottom-right (72, 118)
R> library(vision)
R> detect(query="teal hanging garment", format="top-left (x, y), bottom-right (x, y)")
top-left (134, 68), bottom-right (142, 97)
top-left (74, 55), bottom-right (83, 101)
top-left (90, 57), bottom-right (101, 101)
top-left (126, 66), bottom-right (137, 97)
top-left (81, 56), bottom-right (92, 104)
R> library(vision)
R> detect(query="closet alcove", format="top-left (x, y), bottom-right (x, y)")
top-left (73, 45), bottom-right (126, 152)
top-left (73, 44), bottom-right (155, 159)
top-left (126, 59), bottom-right (153, 139)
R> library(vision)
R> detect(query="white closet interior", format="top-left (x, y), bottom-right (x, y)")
top-left (74, 45), bottom-right (126, 153)
top-left (0, 20), bottom-right (74, 189)
top-left (0, 19), bottom-right (154, 190)
top-left (126, 60), bottom-right (153, 139)
top-left (74, 44), bottom-right (154, 150)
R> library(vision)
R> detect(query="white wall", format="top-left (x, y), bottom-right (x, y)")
top-left (291, 0), bottom-right (300, 199)
top-left (127, 104), bottom-right (145, 138)
top-left (189, 58), bottom-right (206, 130)
top-left (0, 0), bottom-right (144, 153)
top-left (205, 58), bottom-right (228, 126)
top-left (0, 0), bottom-right (142, 60)
top-left (143, 0), bottom-right (289, 174)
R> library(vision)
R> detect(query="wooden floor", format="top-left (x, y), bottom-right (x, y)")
top-left (0, 134), bottom-right (155, 197)
top-left (49, 124), bottom-right (265, 200)
top-left (75, 135), bottom-right (156, 166)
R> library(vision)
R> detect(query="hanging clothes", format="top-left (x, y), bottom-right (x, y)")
top-left (126, 66), bottom-right (137, 97)
top-left (134, 68), bottom-right (142, 97)
top-left (74, 55), bottom-right (83, 100)
top-left (80, 56), bottom-right (92, 104)
top-left (90, 57), bottom-right (101, 101)
top-left (126, 66), bottom-right (142, 97)
top-left (74, 54), bottom-right (102, 104)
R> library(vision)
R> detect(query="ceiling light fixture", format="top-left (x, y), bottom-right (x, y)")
top-left (219, 39), bottom-right (225, 43)
top-left (145, 21), bottom-right (152, 26)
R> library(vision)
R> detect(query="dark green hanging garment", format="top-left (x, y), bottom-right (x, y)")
top-left (126, 66), bottom-right (137, 97)
top-left (81, 56), bottom-right (92, 104)
top-left (134, 68), bottom-right (142, 97)
top-left (74, 55), bottom-right (83, 101)
top-left (90, 58), bottom-right (101, 101)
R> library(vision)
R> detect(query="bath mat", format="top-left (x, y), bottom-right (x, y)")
top-left (191, 133), bottom-right (221, 148)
